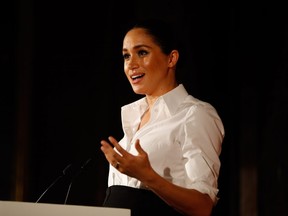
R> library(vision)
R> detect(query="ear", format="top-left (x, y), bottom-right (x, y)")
top-left (168, 50), bottom-right (179, 68)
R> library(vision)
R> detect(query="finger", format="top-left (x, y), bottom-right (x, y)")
top-left (100, 140), bottom-right (113, 153)
top-left (100, 140), bottom-right (121, 167)
top-left (100, 139), bottom-right (117, 157)
top-left (112, 161), bottom-right (120, 169)
top-left (108, 136), bottom-right (128, 156)
top-left (134, 139), bottom-right (146, 154)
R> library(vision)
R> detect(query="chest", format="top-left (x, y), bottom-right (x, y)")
top-left (138, 109), bottom-right (150, 130)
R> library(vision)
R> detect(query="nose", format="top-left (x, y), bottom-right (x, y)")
top-left (126, 55), bottom-right (139, 70)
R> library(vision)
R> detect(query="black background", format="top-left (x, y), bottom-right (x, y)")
top-left (1, 1), bottom-right (288, 216)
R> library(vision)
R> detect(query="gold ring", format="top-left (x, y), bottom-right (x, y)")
top-left (113, 162), bottom-right (120, 169)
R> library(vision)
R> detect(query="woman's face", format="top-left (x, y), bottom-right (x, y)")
top-left (122, 28), bottom-right (177, 96)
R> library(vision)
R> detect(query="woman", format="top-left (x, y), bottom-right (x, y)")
top-left (100, 19), bottom-right (225, 216)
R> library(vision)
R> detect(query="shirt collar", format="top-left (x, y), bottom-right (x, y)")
top-left (160, 84), bottom-right (189, 115)
top-left (122, 84), bottom-right (189, 118)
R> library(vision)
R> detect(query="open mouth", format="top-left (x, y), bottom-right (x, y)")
top-left (131, 74), bottom-right (145, 81)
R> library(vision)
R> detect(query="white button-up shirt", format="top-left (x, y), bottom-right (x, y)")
top-left (107, 84), bottom-right (225, 203)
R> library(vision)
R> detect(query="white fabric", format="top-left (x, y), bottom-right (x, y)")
top-left (107, 84), bottom-right (225, 203)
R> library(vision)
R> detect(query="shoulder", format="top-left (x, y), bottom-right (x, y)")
top-left (182, 95), bottom-right (217, 115)
top-left (182, 96), bottom-right (224, 133)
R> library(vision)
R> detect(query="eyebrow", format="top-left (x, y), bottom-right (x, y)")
top-left (122, 44), bottom-right (152, 52)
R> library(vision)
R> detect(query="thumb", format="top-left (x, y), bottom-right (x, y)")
top-left (135, 139), bottom-right (145, 154)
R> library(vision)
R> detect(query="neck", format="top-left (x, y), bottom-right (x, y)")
top-left (145, 82), bottom-right (178, 108)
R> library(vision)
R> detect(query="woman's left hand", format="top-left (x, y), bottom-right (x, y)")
top-left (100, 136), bottom-right (154, 181)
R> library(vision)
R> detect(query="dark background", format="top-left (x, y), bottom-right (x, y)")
top-left (1, 1), bottom-right (288, 216)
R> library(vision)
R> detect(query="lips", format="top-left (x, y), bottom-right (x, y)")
top-left (130, 73), bottom-right (145, 84)
top-left (131, 74), bottom-right (144, 80)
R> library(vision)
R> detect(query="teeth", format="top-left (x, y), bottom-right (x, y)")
top-left (132, 74), bottom-right (144, 79)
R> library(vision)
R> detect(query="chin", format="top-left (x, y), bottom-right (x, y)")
top-left (132, 86), bottom-right (146, 95)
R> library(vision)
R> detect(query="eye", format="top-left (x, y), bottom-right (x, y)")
top-left (138, 50), bottom-right (148, 57)
top-left (123, 53), bottom-right (130, 60)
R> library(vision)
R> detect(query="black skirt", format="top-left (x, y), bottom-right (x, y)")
top-left (102, 185), bottom-right (183, 216)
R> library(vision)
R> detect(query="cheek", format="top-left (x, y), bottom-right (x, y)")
top-left (124, 63), bottom-right (129, 76)
top-left (142, 59), bottom-right (155, 71)
top-left (145, 55), bottom-right (165, 69)
top-left (145, 59), bottom-right (164, 74)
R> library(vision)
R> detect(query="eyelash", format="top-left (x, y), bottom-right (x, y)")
top-left (123, 50), bottom-right (148, 60)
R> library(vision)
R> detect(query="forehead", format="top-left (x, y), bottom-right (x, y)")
top-left (123, 28), bottom-right (156, 49)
